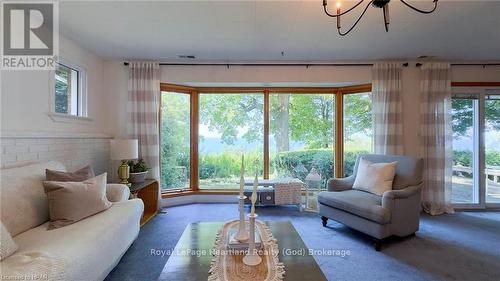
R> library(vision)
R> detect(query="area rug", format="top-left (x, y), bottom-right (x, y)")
top-left (208, 220), bottom-right (285, 281)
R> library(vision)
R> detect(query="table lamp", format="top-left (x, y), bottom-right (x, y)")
top-left (110, 139), bottom-right (138, 186)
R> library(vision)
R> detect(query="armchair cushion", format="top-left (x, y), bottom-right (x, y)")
top-left (106, 184), bottom-right (131, 202)
top-left (327, 175), bottom-right (355, 191)
top-left (353, 158), bottom-right (398, 196)
top-left (318, 190), bottom-right (391, 224)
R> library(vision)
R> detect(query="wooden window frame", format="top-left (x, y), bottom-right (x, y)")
top-left (160, 83), bottom-right (372, 197)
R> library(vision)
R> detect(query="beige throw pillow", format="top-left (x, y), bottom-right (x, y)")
top-left (43, 173), bottom-right (111, 229)
top-left (46, 165), bottom-right (94, 182)
top-left (0, 222), bottom-right (18, 260)
top-left (353, 158), bottom-right (398, 196)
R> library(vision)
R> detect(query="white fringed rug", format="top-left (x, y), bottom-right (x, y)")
top-left (208, 220), bottom-right (285, 281)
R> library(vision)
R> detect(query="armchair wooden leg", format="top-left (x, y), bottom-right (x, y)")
top-left (374, 239), bottom-right (382, 251)
top-left (321, 216), bottom-right (328, 227)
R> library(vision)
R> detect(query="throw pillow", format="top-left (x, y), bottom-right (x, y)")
top-left (353, 158), bottom-right (398, 196)
top-left (43, 173), bottom-right (111, 229)
top-left (46, 165), bottom-right (94, 182)
top-left (0, 222), bottom-right (18, 260)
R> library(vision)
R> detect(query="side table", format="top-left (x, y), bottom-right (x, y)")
top-left (129, 179), bottom-right (159, 226)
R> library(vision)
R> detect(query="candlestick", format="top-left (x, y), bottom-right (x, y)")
top-left (250, 164), bottom-right (258, 217)
top-left (235, 195), bottom-right (249, 242)
top-left (243, 213), bottom-right (262, 266)
top-left (239, 154), bottom-right (245, 197)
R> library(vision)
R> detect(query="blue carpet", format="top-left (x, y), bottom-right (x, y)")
top-left (105, 204), bottom-right (500, 281)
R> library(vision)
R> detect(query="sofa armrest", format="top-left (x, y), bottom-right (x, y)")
top-left (382, 184), bottom-right (421, 209)
top-left (327, 175), bottom-right (355, 192)
top-left (106, 184), bottom-right (130, 202)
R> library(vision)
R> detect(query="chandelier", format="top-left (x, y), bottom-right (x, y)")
top-left (323, 0), bottom-right (439, 36)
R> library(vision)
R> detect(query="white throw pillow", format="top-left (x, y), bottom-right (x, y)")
top-left (353, 158), bottom-right (398, 196)
top-left (0, 222), bottom-right (18, 260)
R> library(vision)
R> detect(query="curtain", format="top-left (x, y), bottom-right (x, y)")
top-left (127, 62), bottom-right (161, 180)
top-left (419, 62), bottom-right (454, 215)
top-left (372, 62), bottom-right (404, 154)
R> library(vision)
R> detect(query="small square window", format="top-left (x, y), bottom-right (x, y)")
top-left (54, 62), bottom-right (86, 117)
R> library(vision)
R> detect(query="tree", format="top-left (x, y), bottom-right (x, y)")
top-left (199, 93), bottom-right (373, 151)
top-left (452, 99), bottom-right (500, 138)
top-left (199, 94), bottom-right (263, 144)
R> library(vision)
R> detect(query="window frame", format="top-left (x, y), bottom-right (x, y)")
top-left (49, 58), bottom-right (89, 122)
top-left (160, 83), bottom-right (372, 196)
top-left (451, 85), bottom-right (500, 210)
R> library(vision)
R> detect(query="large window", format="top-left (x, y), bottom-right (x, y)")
top-left (451, 89), bottom-right (500, 208)
top-left (343, 92), bottom-right (373, 176)
top-left (159, 84), bottom-right (372, 192)
top-left (160, 91), bottom-right (191, 190)
top-left (269, 94), bottom-right (335, 189)
top-left (198, 93), bottom-right (263, 189)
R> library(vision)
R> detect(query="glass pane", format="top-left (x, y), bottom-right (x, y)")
top-left (55, 63), bottom-right (79, 115)
top-left (485, 95), bottom-right (500, 203)
top-left (160, 92), bottom-right (191, 190)
top-left (199, 93), bottom-right (263, 189)
top-left (269, 94), bottom-right (335, 191)
top-left (343, 93), bottom-right (373, 176)
top-left (451, 97), bottom-right (478, 204)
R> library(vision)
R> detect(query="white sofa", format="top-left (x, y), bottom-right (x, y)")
top-left (0, 161), bottom-right (144, 281)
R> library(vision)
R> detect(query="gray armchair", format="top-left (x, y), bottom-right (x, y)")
top-left (318, 154), bottom-right (423, 250)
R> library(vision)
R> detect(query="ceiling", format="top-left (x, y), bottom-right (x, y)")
top-left (59, 0), bottom-right (500, 61)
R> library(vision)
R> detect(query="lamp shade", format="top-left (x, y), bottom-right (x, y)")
top-left (110, 139), bottom-right (138, 160)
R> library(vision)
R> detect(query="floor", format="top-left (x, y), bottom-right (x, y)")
top-left (105, 204), bottom-right (500, 281)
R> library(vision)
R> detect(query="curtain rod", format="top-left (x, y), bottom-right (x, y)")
top-left (123, 62), bottom-right (500, 67)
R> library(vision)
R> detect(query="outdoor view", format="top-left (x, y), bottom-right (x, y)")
top-left (344, 93), bottom-right (373, 176)
top-left (198, 93), bottom-right (264, 189)
top-left (485, 96), bottom-right (500, 203)
top-left (160, 90), bottom-right (374, 191)
top-left (160, 92), bottom-right (190, 190)
top-left (451, 94), bottom-right (500, 204)
top-left (269, 94), bottom-right (335, 190)
top-left (55, 63), bottom-right (78, 115)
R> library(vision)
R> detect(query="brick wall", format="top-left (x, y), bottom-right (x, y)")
top-left (1, 136), bottom-right (111, 175)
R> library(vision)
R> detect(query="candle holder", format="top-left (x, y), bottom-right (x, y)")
top-left (235, 195), bottom-right (249, 242)
top-left (243, 213), bottom-right (262, 266)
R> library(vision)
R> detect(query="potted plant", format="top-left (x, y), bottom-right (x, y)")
top-left (127, 159), bottom-right (150, 183)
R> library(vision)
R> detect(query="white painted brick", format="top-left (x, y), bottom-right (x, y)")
top-left (4, 145), bottom-right (29, 154)
top-left (1, 154), bottom-right (17, 164)
top-left (29, 144), bottom-right (49, 153)
top-left (15, 139), bottom-right (38, 145)
top-left (0, 139), bottom-right (15, 146)
top-left (16, 152), bottom-right (38, 162)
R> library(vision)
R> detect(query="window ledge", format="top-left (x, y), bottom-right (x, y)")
top-left (47, 112), bottom-right (93, 123)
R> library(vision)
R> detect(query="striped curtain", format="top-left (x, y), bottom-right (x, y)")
top-left (127, 62), bottom-right (161, 180)
top-left (372, 62), bottom-right (404, 154)
top-left (419, 62), bottom-right (454, 215)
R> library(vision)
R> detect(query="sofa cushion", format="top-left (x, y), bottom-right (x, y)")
top-left (0, 222), bottom-right (18, 260)
top-left (46, 165), bottom-right (94, 182)
top-left (353, 158), bottom-right (397, 196)
top-left (0, 161), bottom-right (66, 236)
top-left (43, 173), bottom-right (112, 229)
top-left (11, 199), bottom-right (144, 281)
top-left (318, 190), bottom-right (391, 224)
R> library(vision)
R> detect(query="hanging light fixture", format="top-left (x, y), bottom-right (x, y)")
top-left (323, 0), bottom-right (439, 36)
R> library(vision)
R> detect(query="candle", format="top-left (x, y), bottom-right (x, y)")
top-left (239, 154), bottom-right (245, 197)
top-left (336, 2), bottom-right (341, 29)
top-left (250, 161), bottom-right (258, 216)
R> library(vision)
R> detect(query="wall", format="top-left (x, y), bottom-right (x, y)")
top-left (1, 36), bottom-right (114, 173)
top-left (0, 36), bottom-right (113, 134)
top-left (103, 62), bottom-right (499, 206)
